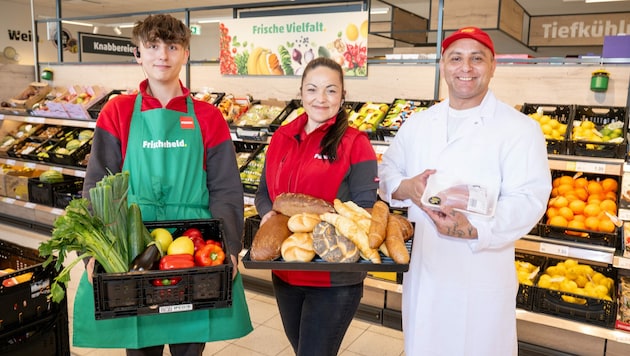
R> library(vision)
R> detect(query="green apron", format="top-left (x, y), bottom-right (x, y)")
top-left (73, 94), bottom-right (252, 349)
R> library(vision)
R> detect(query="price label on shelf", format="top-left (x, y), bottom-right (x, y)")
top-left (539, 242), bottom-right (569, 256)
top-left (6, 159), bottom-right (16, 166)
top-left (26, 116), bottom-right (46, 124)
top-left (24, 162), bottom-right (37, 169)
top-left (572, 161), bottom-right (606, 174)
top-left (50, 208), bottom-right (65, 215)
top-left (74, 170), bottom-right (86, 177)
top-left (51, 166), bottom-right (63, 172)
top-left (2, 197), bottom-right (16, 204)
top-left (618, 257), bottom-right (630, 269)
top-left (24, 202), bottom-right (36, 209)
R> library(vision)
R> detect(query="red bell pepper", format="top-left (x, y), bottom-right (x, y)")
top-left (195, 243), bottom-right (225, 267)
top-left (182, 228), bottom-right (205, 252)
top-left (159, 254), bottom-right (195, 270)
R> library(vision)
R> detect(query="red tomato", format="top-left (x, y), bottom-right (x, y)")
top-left (182, 228), bottom-right (203, 240)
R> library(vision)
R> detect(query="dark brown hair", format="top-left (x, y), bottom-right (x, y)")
top-left (131, 14), bottom-right (191, 49)
top-left (300, 57), bottom-right (349, 163)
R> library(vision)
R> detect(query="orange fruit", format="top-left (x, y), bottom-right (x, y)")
top-left (550, 196), bottom-right (569, 209)
top-left (558, 206), bottom-right (574, 221)
top-left (546, 206), bottom-right (559, 218)
top-left (552, 177), bottom-right (563, 188)
top-left (557, 184), bottom-right (574, 196)
top-left (584, 216), bottom-right (600, 231)
top-left (587, 194), bottom-right (603, 205)
top-left (587, 181), bottom-right (604, 195)
top-left (601, 178), bottom-right (618, 193)
top-left (583, 203), bottom-right (602, 217)
top-left (598, 218), bottom-right (616, 233)
top-left (574, 177), bottom-right (588, 189)
top-left (558, 175), bottom-right (574, 187)
top-left (574, 187), bottom-right (589, 201)
top-left (567, 219), bottom-right (586, 230)
top-left (599, 200), bottom-right (617, 214)
top-left (568, 200), bottom-right (586, 215)
top-left (549, 215), bottom-right (568, 227)
top-left (573, 214), bottom-right (586, 222)
top-left (604, 191), bottom-right (617, 201)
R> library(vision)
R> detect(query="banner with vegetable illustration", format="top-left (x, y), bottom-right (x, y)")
top-left (219, 11), bottom-right (369, 77)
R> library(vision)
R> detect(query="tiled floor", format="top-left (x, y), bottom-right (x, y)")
top-left (1, 222), bottom-right (404, 356)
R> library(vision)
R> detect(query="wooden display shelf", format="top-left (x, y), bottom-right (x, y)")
top-left (0, 157), bottom-right (86, 178)
top-left (0, 113), bottom-right (97, 129)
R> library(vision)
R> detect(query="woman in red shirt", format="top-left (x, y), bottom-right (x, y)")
top-left (255, 57), bottom-right (379, 355)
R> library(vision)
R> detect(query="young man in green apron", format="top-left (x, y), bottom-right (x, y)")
top-left (75, 14), bottom-right (252, 355)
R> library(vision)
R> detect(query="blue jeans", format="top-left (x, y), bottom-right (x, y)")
top-left (272, 273), bottom-right (364, 356)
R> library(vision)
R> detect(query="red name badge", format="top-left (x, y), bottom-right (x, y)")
top-left (180, 116), bottom-right (195, 129)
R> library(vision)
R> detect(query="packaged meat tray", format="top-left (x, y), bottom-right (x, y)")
top-left (420, 173), bottom-right (499, 219)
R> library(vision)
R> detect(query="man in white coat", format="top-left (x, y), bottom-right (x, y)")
top-left (378, 27), bottom-right (551, 355)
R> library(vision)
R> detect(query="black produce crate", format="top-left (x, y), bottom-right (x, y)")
top-left (569, 105), bottom-right (628, 158)
top-left (53, 182), bottom-right (83, 209)
top-left (242, 239), bottom-right (413, 272)
top-left (0, 303), bottom-right (70, 356)
top-left (268, 99), bottom-right (302, 133)
top-left (0, 239), bottom-right (64, 335)
top-left (234, 140), bottom-right (264, 172)
top-left (87, 89), bottom-right (124, 120)
top-left (240, 145), bottom-right (267, 194)
top-left (521, 103), bottom-right (574, 155)
top-left (27, 175), bottom-right (83, 207)
top-left (348, 102), bottom-right (391, 134)
top-left (6, 138), bottom-right (47, 160)
top-left (92, 219), bottom-right (233, 320)
top-left (377, 98), bottom-right (438, 138)
top-left (191, 91), bottom-right (225, 106)
top-left (538, 170), bottom-right (621, 248)
top-left (533, 258), bottom-right (617, 328)
top-left (515, 252), bottom-right (546, 311)
top-left (48, 135), bottom-right (92, 167)
top-left (231, 101), bottom-right (286, 141)
top-left (243, 215), bottom-right (261, 250)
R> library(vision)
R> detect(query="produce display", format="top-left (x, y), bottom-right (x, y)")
top-left (515, 259), bottom-right (540, 286)
top-left (545, 173), bottom-right (619, 233)
top-left (379, 99), bottom-right (434, 130)
top-left (571, 119), bottom-right (624, 148)
top-left (348, 102), bottom-right (390, 132)
top-left (250, 193), bottom-right (413, 265)
top-left (234, 103), bottom-right (283, 127)
top-left (240, 145), bottom-right (267, 191)
top-left (537, 258), bottom-right (615, 303)
top-left (216, 94), bottom-right (251, 122)
top-left (528, 107), bottom-right (569, 141)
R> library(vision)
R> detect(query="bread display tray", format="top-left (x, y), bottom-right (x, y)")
top-left (242, 239), bottom-right (412, 272)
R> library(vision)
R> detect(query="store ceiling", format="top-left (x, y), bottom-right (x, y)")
top-left (14, 0), bottom-right (630, 19)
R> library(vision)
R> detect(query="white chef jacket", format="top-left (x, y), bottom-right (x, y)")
top-left (379, 91), bottom-right (551, 356)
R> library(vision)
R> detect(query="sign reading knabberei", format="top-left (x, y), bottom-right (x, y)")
top-left (79, 33), bottom-right (135, 57)
top-left (530, 12), bottom-right (629, 47)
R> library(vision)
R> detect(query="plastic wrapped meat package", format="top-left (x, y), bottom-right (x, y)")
top-left (420, 173), bottom-right (499, 219)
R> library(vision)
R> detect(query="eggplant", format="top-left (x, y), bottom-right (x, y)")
top-left (128, 244), bottom-right (161, 272)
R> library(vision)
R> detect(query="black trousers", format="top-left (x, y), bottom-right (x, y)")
top-left (126, 343), bottom-right (205, 356)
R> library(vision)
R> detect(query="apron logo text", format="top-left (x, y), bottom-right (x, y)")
top-left (142, 139), bottom-right (186, 149)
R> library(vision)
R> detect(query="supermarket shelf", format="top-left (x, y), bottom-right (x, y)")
top-left (0, 113), bottom-right (96, 129)
top-left (547, 154), bottom-right (624, 176)
top-left (517, 309), bottom-right (630, 345)
top-left (516, 235), bottom-right (617, 266)
top-left (0, 196), bottom-right (62, 228)
top-left (0, 157), bottom-right (86, 178)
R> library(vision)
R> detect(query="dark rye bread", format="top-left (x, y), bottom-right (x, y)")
top-left (250, 214), bottom-right (291, 261)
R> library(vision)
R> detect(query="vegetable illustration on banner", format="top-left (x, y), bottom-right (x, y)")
top-left (219, 11), bottom-right (368, 77)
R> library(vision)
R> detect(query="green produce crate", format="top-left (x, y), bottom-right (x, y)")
top-left (92, 219), bottom-right (233, 320)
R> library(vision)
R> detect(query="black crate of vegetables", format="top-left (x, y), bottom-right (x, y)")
top-left (92, 219), bottom-right (233, 320)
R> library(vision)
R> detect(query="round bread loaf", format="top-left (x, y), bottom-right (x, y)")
top-left (312, 222), bottom-right (360, 263)
top-left (281, 232), bottom-right (316, 262)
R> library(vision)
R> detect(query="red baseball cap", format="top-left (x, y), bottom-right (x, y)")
top-left (441, 27), bottom-right (495, 55)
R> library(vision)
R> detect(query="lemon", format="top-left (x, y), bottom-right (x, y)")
top-left (360, 20), bottom-right (369, 38)
top-left (346, 23), bottom-right (359, 41)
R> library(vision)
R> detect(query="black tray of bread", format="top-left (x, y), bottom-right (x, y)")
top-left (242, 239), bottom-right (412, 272)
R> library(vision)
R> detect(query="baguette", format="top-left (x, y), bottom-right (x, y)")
top-left (320, 213), bottom-right (381, 264)
top-left (389, 213), bottom-right (414, 241)
top-left (287, 212), bottom-right (321, 233)
top-left (368, 201), bottom-right (389, 249)
top-left (385, 217), bottom-right (410, 264)
top-left (250, 214), bottom-right (291, 261)
top-left (273, 193), bottom-right (335, 216)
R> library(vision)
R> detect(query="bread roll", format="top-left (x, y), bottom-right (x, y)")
top-left (287, 212), bottom-right (321, 233)
top-left (250, 214), bottom-right (291, 261)
top-left (320, 213), bottom-right (381, 264)
top-left (368, 201), bottom-right (389, 249)
top-left (385, 217), bottom-right (410, 264)
top-left (281, 232), bottom-right (316, 262)
top-left (312, 222), bottom-right (360, 263)
top-left (273, 193), bottom-right (335, 216)
top-left (389, 214), bottom-right (414, 241)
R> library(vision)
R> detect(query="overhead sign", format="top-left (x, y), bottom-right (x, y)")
top-left (529, 13), bottom-right (630, 47)
top-left (219, 11), bottom-right (369, 76)
top-left (79, 32), bottom-right (135, 57)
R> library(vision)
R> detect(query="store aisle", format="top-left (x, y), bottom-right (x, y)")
top-left (0, 222), bottom-right (405, 356)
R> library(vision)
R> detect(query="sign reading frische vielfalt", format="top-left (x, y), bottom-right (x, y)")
top-left (529, 12), bottom-right (629, 47)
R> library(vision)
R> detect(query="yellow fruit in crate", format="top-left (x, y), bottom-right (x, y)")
top-left (167, 236), bottom-right (195, 255)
